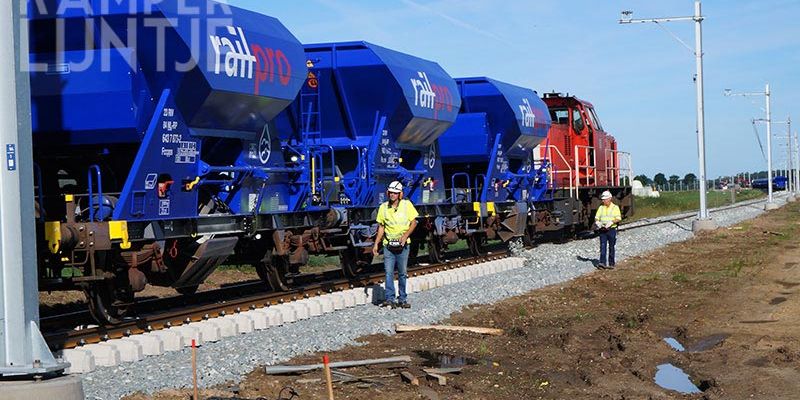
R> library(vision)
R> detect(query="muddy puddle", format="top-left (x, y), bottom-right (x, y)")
top-left (663, 333), bottom-right (729, 352)
top-left (654, 363), bottom-right (702, 394)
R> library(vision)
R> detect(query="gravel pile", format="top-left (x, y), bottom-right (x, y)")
top-left (81, 195), bottom-right (785, 399)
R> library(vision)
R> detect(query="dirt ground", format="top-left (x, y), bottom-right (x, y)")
top-left (126, 201), bottom-right (800, 399)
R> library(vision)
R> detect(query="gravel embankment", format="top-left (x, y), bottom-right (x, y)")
top-left (81, 195), bottom-right (786, 399)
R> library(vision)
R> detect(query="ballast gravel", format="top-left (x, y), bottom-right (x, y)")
top-left (80, 194), bottom-right (786, 400)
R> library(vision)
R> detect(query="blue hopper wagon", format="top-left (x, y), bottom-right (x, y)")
top-left (273, 41), bottom-right (461, 275)
top-left (437, 77), bottom-right (552, 254)
top-left (30, 0), bottom-right (311, 322)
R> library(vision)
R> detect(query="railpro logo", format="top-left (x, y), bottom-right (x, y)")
top-left (411, 71), bottom-right (455, 119)
top-left (519, 98), bottom-right (536, 128)
top-left (209, 26), bottom-right (293, 95)
top-left (411, 72), bottom-right (436, 109)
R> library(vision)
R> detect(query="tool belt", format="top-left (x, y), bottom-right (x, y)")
top-left (386, 240), bottom-right (405, 254)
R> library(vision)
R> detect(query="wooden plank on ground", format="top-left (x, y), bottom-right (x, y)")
top-left (395, 324), bottom-right (504, 336)
top-left (265, 356), bottom-right (412, 374)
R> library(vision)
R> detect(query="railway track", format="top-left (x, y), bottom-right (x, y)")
top-left (45, 250), bottom-right (510, 351)
top-left (45, 195), bottom-right (776, 352)
top-left (618, 196), bottom-right (769, 232)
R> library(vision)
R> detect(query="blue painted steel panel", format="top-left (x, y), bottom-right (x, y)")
top-left (440, 77), bottom-right (550, 161)
top-left (439, 77), bottom-right (552, 203)
top-left (301, 41), bottom-right (460, 148)
top-left (30, 0), bottom-right (307, 136)
top-left (30, 48), bottom-right (150, 144)
top-left (152, 2), bottom-right (307, 132)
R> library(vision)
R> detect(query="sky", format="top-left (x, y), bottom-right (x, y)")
top-left (225, 0), bottom-right (800, 179)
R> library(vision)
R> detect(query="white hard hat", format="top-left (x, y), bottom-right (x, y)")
top-left (600, 190), bottom-right (613, 200)
top-left (387, 181), bottom-right (403, 193)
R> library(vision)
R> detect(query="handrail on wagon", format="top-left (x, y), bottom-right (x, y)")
top-left (538, 145), bottom-right (574, 199)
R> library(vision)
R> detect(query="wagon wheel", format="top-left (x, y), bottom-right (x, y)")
top-left (467, 233), bottom-right (488, 257)
top-left (427, 235), bottom-right (445, 264)
top-left (340, 245), bottom-right (374, 278)
top-left (255, 251), bottom-right (291, 291)
top-left (85, 282), bottom-right (134, 325)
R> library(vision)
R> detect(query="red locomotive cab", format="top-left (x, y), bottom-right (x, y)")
top-left (539, 93), bottom-right (624, 188)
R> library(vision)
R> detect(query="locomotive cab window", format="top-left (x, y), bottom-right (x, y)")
top-left (549, 108), bottom-right (569, 124)
top-left (588, 107), bottom-right (604, 131)
top-left (571, 108), bottom-right (585, 132)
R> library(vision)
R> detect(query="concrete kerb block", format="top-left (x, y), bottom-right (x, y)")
top-left (330, 293), bottom-right (346, 310)
top-left (497, 260), bottom-right (509, 272)
top-left (187, 321), bottom-right (221, 342)
top-left (169, 325), bottom-right (203, 347)
top-left (208, 316), bottom-right (238, 337)
top-left (488, 261), bottom-right (500, 274)
top-left (296, 302), bottom-right (313, 319)
top-left (61, 348), bottom-right (95, 374)
top-left (456, 268), bottom-right (469, 282)
top-left (407, 278), bottom-right (420, 293)
top-left (419, 277), bottom-right (432, 291)
top-left (496, 260), bottom-right (508, 271)
top-left (110, 338), bottom-right (144, 362)
top-left (226, 313), bottom-right (255, 334)
top-left (82, 343), bottom-right (120, 367)
top-left (126, 334), bottom-right (164, 356)
top-left (147, 330), bottom-right (184, 351)
top-left (353, 289), bottom-right (368, 305)
top-left (274, 304), bottom-right (297, 323)
top-left (470, 265), bottom-right (483, 277)
top-left (341, 290), bottom-right (358, 307)
top-left (250, 308), bottom-right (284, 327)
top-left (242, 310), bottom-right (269, 330)
top-left (300, 299), bottom-right (324, 316)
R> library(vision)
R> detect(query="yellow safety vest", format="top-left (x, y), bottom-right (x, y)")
top-left (596, 203), bottom-right (622, 229)
top-left (376, 199), bottom-right (419, 245)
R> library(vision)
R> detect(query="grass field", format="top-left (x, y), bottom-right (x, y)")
top-left (628, 189), bottom-right (766, 222)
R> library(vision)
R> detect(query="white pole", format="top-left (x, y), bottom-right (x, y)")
top-left (766, 83), bottom-right (774, 204)
top-left (619, 1), bottom-right (713, 230)
top-left (0, 0), bottom-right (67, 376)
top-left (694, 0), bottom-right (710, 220)
top-left (795, 130), bottom-right (800, 194)
top-left (787, 119), bottom-right (793, 192)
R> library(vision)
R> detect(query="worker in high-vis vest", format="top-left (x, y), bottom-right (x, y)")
top-left (373, 181), bottom-right (419, 308)
top-left (595, 190), bottom-right (622, 269)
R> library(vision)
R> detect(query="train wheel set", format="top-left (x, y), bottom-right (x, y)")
top-left (30, 1), bottom-right (633, 324)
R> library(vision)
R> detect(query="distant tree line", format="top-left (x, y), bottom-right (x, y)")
top-left (634, 170), bottom-right (789, 190)
top-left (634, 173), bottom-right (697, 187)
